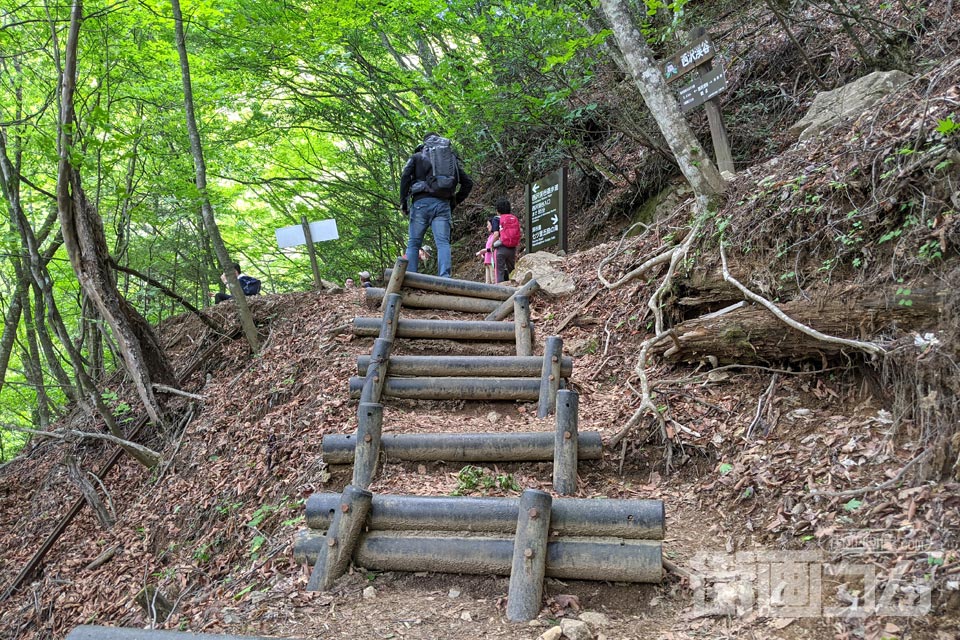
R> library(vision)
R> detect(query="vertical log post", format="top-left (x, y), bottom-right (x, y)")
top-left (381, 258), bottom-right (408, 311)
top-left (506, 489), bottom-right (552, 622)
top-left (352, 403), bottom-right (383, 489)
top-left (514, 294), bottom-right (532, 356)
top-left (553, 390), bottom-right (580, 495)
top-left (360, 338), bottom-right (392, 404)
top-left (307, 485), bottom-right (373, 591)
top-left (486, 279), bottom-right (540, 321)
top-left (537, 336), bottom-right (563, 418)
top-left (379, 293), bottom-right (402, 341)
top-left (360, 292), bottom-right (401, 403)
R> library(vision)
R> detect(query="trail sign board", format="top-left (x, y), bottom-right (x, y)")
top-left (660, 35), bottom-right (715, 84)
top-left (525, 167), bottom-right (567, 254)
top-left (678, 67), bottom-right (728, 113)
top-left (276, 219), bottom-right (339, 249)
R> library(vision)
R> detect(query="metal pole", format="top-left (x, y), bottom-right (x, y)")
top-left (349, 376), bottom-right (540, 401)
top-left (537, 336), bottom-right (563, 418)
top-left (352, 403), bottom-right (383, 489)
top-left (382, 269), bottom-right (516, 300)
top-left (486, 279), bottom-right (541, 321)
top-left (295, 532), bottom-right (662, 583)
top-left (323, 430), bottom-right (603, 464)
top-left (353, 318), bottom-right (517, 341)
top-left (305, 494), bottom-right (664, 539)
top-left (307, 485), bottom-right (373, 591)
top-left (507, 490), bottom-right (552, 622)
top-left (357, 355), bottom-right (573, 378)
top-left (380, 257), bottom-right (408, 311)
top-left (514, 294), bottom-right (533, 356)
top-left (553, 390), bottom-right (579, 495)
top-left (366, 288), bottom-right (500, 314)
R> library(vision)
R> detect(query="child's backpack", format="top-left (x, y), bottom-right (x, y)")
top-left (238, 275), bottom-right (261, 296)
top-left (421, 136), bottom-right (459, 198)
top-left (498, 213), bottom-right (522, 248)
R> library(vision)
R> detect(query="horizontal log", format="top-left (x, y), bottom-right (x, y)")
top-left (322, 431), bottom-right (603, 464)
top-left (654, 286), bottom-right (947, 363)
top-left (383, 269), bottom-right (516, 301)
top-left (356, 355), bottom-right (573, 378)
top-left (348, 376), bottom-right (541, 400)
top-left (306, 493), bottom-right (665, 539)
top-left (294, 531), bottom-right (662, 583)
top-left (67, 627), bottom-right (297, 640)
top-left (353, 317), bottom-right (516, 341)
top-left (364, 288), bottom-right (501, 313)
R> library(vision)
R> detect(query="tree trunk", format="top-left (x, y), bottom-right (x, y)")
top-left (57, 0), bottom-right (174, 425)
top-left (652, 285), bottom-right (946, 364)
top-left (598, 0), bottom-right (725, 197)
top-left (171, 0), bottom-right (260, 353)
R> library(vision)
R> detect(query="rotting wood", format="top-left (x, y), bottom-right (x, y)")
top-left (652, 287), bottom-right (944, 364)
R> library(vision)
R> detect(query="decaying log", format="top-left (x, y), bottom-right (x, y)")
top-left (653, 285), bottom-right (945, 364)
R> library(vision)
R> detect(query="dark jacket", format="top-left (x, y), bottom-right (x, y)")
top-left (399, 141), bottom-right (473, 209)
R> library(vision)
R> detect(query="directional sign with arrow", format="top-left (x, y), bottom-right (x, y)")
top-left (525, 167), bottom-right (567, 253)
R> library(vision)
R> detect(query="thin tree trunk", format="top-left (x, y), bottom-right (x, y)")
top-left (57, 0), bottom-right (174, 426)
top-left (171, 0), bottom-right (259, 352)
top-left (598, 0), bottom-right (726, 198)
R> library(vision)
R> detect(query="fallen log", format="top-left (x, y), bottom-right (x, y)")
top-left (653, 286), bottom-right (946, 364)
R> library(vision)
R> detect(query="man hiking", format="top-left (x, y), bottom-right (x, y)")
top-left (399, 132), bottom-right (473, 278)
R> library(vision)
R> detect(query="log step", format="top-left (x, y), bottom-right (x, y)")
top-left (322, 430), bottom-right (603, 464)
top-left (353, 318), bottom-right (516, 341)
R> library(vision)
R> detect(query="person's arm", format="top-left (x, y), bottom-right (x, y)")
top-left (454, 159), bottom-right (473, 206)
top-left (399, 156), bottom-right (416, 214)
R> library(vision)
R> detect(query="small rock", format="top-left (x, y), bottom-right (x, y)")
top-left (578, 611), bottom-right (610, 629)
top-left (537, 626), bottom-right (562, 640)
top-left (221, 610), bottom-right (241, 625)
top-left (460, 610), bottom-right (472, 621)
top-left (560, 618), bottom-right (594, 640)
top-left (362, 586), bottom-right (377, 600)
top-left (448, 588), bottom-right (461, 599)
top-left (527, 619), bottom-right (543, 627)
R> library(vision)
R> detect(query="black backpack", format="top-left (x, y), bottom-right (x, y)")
top-left (421, 136), bottom-right (459, 199)
top-left (238, 275), bottom-right (261, 296)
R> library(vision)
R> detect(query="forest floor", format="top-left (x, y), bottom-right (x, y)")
top-left (0, 239), bottom-right (957, 640)
top-left (2, 4), bottom-right (959, 638)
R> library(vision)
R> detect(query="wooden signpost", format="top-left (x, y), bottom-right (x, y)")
top-left (662, 28), bottom-right (734, 175)
top-left (275, 218), bottom-right (339, 289)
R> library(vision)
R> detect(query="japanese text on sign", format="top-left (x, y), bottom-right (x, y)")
top-left (661, 35), bottom-right (715, 83)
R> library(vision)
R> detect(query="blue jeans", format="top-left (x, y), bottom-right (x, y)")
top-left (406, 197), bottom-right (452, 278)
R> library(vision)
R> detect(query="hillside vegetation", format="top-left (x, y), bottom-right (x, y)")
top-left (1, 1), bottom-right (959, 639)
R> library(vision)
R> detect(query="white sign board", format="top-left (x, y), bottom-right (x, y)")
top-left (275, 219), bottom-right (339, 249)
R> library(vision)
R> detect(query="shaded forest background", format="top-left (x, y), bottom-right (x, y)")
top-left (1, 0), bottom-right (956, 457)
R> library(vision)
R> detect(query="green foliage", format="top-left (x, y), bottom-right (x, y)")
top-left (935, 115), bottom-right (958, 136)
top-left (452, 465), bottom-right (522, 496)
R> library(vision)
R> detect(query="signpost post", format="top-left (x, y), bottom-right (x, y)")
top-left (275, 219), bottom-right (339, 289)
top-left (661, 29), bottom-right (734, 176)
top-left (524, 167), bottom-right (567, 255)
